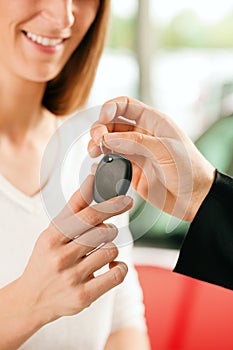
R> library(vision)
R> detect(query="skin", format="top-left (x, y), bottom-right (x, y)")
top-left (0, 175), bottom-right (133, 349)
top-left (0, 2), bottom-right (150, 349)
top-left (0, 0), bottom-right (100, 196)
top-left (0, 0), bottom-right (99, 82)
top-left (89, 96), bottom-right (216, 222)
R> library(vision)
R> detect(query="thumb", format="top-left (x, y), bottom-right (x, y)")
top-left (58, 174), bottom-right (94, 220)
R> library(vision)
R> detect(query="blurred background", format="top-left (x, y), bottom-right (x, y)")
top-left (88, 0), bottom-right (233, 269)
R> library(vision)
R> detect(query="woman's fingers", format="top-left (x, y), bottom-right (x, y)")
top-left (64, 195), bottom-right (132, 238)
top-left (49, 174), bottom-right (95, 244)
top-left (67, 223), bottom-right (118, 259)
top-left (84, 261), bottom-right (128, 302)
top-left (53, 195), bottom-right (133, 243)
top-left (70, 242), bottom-right (119, 281)
top-left (67, 261), bottom-right (128, 310)
top-left (58, 174), bottom-right (94, 221)
top-left (53, 225), bottom-right (118, 271)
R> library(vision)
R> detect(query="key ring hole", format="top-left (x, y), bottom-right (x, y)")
top-left (106, 156), bottom-right (113, 163)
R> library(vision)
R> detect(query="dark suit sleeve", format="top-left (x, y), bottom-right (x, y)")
top-left (174, 170), bottom-right (233, 290)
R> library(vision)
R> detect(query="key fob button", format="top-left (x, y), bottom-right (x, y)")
top-left (93, 153), bottom-right (132, 203)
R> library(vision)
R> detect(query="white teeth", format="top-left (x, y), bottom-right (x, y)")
top-left (25, 31), bottom-right (63, 47)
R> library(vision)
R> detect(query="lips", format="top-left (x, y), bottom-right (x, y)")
top-left (23, 30), bottom-right (65, 47)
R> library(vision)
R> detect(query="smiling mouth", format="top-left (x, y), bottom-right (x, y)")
top-left (22, 31), bottom-right (65, 47)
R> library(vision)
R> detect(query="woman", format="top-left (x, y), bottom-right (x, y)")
top-left (90, 96), bottom-right (233, 290)
top-left (0, 2), bottom-right (150, 350)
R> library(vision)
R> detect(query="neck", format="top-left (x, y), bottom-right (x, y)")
top-left (0, 70), bottom-right (50, 141)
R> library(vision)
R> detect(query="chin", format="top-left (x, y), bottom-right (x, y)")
top-left (19, 62), bottom-right (64, 83)
top-left (33, 74), bottom-right (59, 83)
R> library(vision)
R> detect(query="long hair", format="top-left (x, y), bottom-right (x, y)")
top-left (42, 0), bottom-right (110, 116)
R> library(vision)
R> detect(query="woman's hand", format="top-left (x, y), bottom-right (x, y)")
top-left (0, 174), bottom-right (132, 349)
top-left (89, 96), bottom-right (215, 222)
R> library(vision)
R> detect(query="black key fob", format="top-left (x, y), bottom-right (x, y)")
top-left (93, 153), bottom-right (132, 203)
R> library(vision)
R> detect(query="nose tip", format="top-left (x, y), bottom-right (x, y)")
top-left (62, 11), bottom-right (75, 29)
top-left (42, 1), bottom-right (75, 29)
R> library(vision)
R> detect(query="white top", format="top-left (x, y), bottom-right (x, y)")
top-left (0, 109), bottom-right (146, 350)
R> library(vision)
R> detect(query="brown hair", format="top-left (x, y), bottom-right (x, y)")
top-left (42, 0), bottom-right (110, 116)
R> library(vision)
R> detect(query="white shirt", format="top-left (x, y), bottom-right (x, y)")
top-left (0, 109), bottom-right (146, 350)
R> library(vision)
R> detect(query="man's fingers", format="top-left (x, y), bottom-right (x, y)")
top-left (90, 121), bottom-right (109, 144)
top-left (90, 116), bottom-right (146, 150)
top-left (88, 138), bottom-right (107, 158)
top-left (107, 96), bottom-right (192, 141)
top-left (102, 131), bottom-right (172, 163)
top-left (99, 96), bottom-right (160, 134)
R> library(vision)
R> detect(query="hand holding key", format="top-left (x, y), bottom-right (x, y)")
top-left (0, 174), bottom-right (133, 350)
top-left (89, 96), bottom-right (215, 222)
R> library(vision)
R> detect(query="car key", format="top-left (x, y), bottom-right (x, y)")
top-left (93, 151), bottom-right (132, 203)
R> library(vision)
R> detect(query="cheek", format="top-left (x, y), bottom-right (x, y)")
top-left (72, 1), bottom-right (99, 40)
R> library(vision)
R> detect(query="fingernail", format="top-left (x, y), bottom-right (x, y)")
top-left (117, 263), bottom-right (128, 275)
top-left (106, 223), bottom-right (118, 232)
top-left (114, 196), bottom-right (132, 207)
top-left (122, 196), bottom-right (133, 206)
top-left (109, 195), bottom-right (132, 211)
top-left (100, 103), bottom-right (117, 122)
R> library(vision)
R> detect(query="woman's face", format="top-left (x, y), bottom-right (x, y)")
top-left (0, 0), bottom-right (100, 83)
